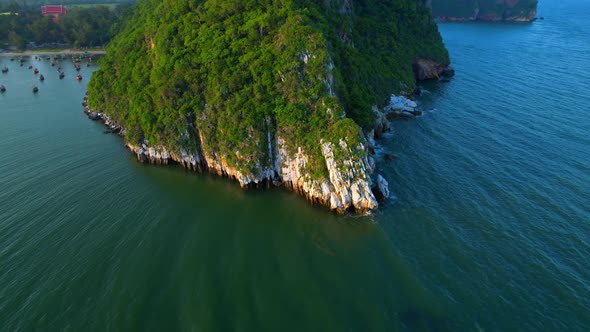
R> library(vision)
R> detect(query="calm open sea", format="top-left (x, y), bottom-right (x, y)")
top-left (1, 0), bottom-right (589, 330)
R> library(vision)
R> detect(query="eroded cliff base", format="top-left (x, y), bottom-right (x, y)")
top-left (83, 99), bottom-right (389, 215)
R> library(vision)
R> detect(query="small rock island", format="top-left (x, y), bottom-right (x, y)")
top-left (86, 0), bottom-right (450, 214)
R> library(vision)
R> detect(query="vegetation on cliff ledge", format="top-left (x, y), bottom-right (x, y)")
top-left (88, 0), bottom-right (448, 181)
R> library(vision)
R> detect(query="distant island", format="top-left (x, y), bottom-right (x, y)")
top-left (87, 0), bottom-right (451, 214)
top-left (0, 1), bottom-right (133, 51)
top-left (430, 0), bottom-right (538, 22)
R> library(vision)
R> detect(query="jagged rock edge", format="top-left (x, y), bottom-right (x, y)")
top-left (83, 99), bottom-right (383, 215)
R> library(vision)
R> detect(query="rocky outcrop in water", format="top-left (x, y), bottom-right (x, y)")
top-left (413, 58), bottom-right (455, 82)
top-left (383, 95), bottom-right (422, 120)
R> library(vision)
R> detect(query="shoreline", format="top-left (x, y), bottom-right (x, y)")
top-left (0, 49), bottom-right (106, 57)
top-left (81, 96), bottom-right (387, 215)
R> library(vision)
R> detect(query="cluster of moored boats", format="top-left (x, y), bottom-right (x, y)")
top-left (1, 53), bottom-right (92, 93)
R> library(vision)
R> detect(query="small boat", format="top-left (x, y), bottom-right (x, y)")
top-left (9, 58), bottom-right (14, 61)
top-left (32, 86), bottom-right (39, 93)
top-left (1, 67), bottom-right (8, 74)
top-left (59, 72), bottom-right (65, 79)
top-left (76, 74), bottom-right (83, 81)
top-left (39, 74), bottom-right (45, 81)
top-left (0, 85), bottom-right (6, 92)
top-left (33, 68), bottom-right (39, 74)
top-left (28, 65), bottom-right (32, 69)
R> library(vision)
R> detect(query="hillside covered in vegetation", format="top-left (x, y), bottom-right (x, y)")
top-left (87, 0), bottom-right (449, 213)
top-left (430, 0), bottom-right (538, 22)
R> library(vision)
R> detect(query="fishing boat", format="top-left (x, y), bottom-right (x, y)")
top-left (32, 86), bottom-right (39, 93)
top-left (76, 74), bottom-right (83, 81)
top-left (33, 68), bottom-right (39, 74)
top-left (1, 67), bottom-right (8, 74)
top-left (39, 74), bottom-right (45, 81)
top-left (0, 85), bottom-right (6, 92)
top-left (59, 72), bottom-right (65, 79)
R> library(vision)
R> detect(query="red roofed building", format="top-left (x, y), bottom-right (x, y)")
top-left (41, 5), bottom-right (67, 16)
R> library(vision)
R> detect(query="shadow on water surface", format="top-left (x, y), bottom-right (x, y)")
top-left (116, 160), bottom-right (454, 331)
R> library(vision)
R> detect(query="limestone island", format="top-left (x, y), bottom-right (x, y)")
top-left (430, 0), bottom-right (538, 22)
top-left (86, 0), bottom-right (451, 214)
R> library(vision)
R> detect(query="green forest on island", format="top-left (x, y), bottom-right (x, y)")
top-left (88, 0), bottom-right (448, 178)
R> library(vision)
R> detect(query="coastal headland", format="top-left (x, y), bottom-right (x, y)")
top-left (85, 0), bottom-right (451, 214)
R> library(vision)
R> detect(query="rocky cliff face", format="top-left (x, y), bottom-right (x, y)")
top-left (430, 0), bottom-right (538, 22)
top-left (413, 58), bottom-right (455, 81)
top-left (86, 107), bottom-right (380, 214)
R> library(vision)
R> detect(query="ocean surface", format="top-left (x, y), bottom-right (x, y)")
top-left (1, 0), bottom-right (589, 330)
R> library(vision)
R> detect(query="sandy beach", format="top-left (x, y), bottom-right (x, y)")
top-left (0, 49), bottom-right (106, 57)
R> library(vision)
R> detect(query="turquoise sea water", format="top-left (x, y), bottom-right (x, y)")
top-left (1, 0), bottom-right (589, 330)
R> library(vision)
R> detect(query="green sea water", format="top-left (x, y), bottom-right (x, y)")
top-left (1, 0), bottom-right (589, 330)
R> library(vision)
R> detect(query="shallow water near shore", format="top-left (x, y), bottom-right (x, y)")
top-left (1, 0), bottom-right (590, 330)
